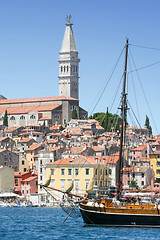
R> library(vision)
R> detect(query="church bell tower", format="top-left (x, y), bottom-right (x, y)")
top-left (58, 15), bottom-right (80, 99)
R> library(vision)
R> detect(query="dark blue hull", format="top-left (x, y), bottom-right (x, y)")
top-left (80, 205), bottom-right (160, 228)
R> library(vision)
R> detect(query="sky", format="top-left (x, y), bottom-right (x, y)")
top-left (0, 0), bottom-right (160, 134)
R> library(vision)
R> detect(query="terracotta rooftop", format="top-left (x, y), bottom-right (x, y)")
top-left (18, 138), bottom-right (34, 143)
top-left (26, 143), bottom-right (42, 151)
top-left (0, 104), bottom-right (61, 115)
top-left (0, 96), bottom-right (78, 105)
top-left (132, 144), bottom-right (147, 151)
top-left (47, 155), bottom-right (104, 166)
top-left (22, 176), bottom-right (38, 182)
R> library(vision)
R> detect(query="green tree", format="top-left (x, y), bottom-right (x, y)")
top-left (90, 111), bottom-right (122, 132)
top-left (129, 179), bottom-right (139, 189)
top-left (59, 125), bottom-right (64, 131)
top-left (72, 109), bottom-right (78, 119)
top-left (144, 115), bottom-right (152, 137)
top-left (3, 110), bottom-right (8, 127)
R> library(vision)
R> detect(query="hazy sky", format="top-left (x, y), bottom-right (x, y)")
top-left (0, 0), bottom-right (160, 133)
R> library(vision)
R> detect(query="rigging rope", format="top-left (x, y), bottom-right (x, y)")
top-left (88, 46), bottom-right (125, 116)
top-left (130, 44), bottom-right (160, 51)
top-left (128, 60), bottom-right (160, 74)
top-left (129, 47), bottom-right (159, 133)
top-left (128, 55), bottom-right (141, 124)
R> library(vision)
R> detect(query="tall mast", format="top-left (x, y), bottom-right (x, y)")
top-left (117, 39), bottom-right (129, 201)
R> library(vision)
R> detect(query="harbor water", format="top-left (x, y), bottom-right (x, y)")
top-left (0, 207), bottom-right (160, 240)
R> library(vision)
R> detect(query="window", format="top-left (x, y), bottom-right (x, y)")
top-left (95, 169), bottom-right (97, 175)
top-left (40, 160), bottom-right (42, 165)
top-left (61, 169), bottom-right (65, 175)
top-left (61, 179), bottom-right (65, 188)
top-left (75, 180), bottom-right (79, 189)
top-left (36, 181), bottom-right (38, 186)
top-left (27, 190), bottom-right (28, 194)
top-left (27, 182), bottom-right (28, 186)
top-left (67, 66), bottom-right (69, 72)
top-left (100, 180), bottom-right (102, 187)
top-left (142, 173), bottom-right (144, 178)
top-left (157, 155), bottom-right (160, 159)
top-left (40, 176), bottom-right (42, 181)
top-left (10, 116), bottom-right (15, 120)
top-left (61, 66), bottom-right (63, 72)
top-left (64, 119), bottom-right (67, 124)
top-left (22, 190), bottom-right (24, 194)
top-left (85, 180), bottom-right (90, 190)
top-left (24, 168), bottom-right (26, 172)
top-left (127, 181), bottom-right (130, 185)
top-left (109, 169), bottom-right (112, 175)
top-left (132, 173), bottom-right (135, 178)
top-left (157, 169), bottom-right (160, 174)
top-left (54, 115), bottom-right (60, 119)
top-left (75, 169), bottom-right (79, 175)
top-left (64, 66), bottom-right (65, 72)
top-left (30, 115), bottom-right (35, 119)
top-left (141, 181), bottom-right (144, 186)
top-left (157, 161), bottom-right (160, 166)
top-left (22, 160), bottom-right (24, 165)
top-left (50, 169), bottom-right (54, 175)
top-left (50, 179), bottom-right (54, 188)
top-left (105, 169), bottom-right (108, 175)
top-left (68, 179), bottom-right (72, 185)
top-left (15, 179), bottom-right (18, 185)
top-left (68, 169), bottom-right (72, 175)
top-left (127, 173), bottom-right (130, 177)
top-left (95, 180), bottom-right (97, 186)
top-left (22, 182), bottom-right (24, 186)
top-left (40, 168), bottom-right (42, 173)
top-left (85, 169), bottom-right (89, 175)
top-left (20, 115), bottom-right (25, 120)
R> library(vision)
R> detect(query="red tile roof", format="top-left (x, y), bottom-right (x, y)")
top-left (26, 143), bottom-right (42, 151)
top-left (0, 96), bottom-right (78, 105)
top-left (0, 104), bottom-right (61, 115)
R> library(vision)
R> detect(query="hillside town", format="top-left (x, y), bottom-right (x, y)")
top-left (0, 119), bottom-right (159, 206)
top-left (0, 17), bottom-right (159, 207)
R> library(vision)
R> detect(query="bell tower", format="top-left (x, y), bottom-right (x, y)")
top-left (58, 15), bottom-right (80, 99)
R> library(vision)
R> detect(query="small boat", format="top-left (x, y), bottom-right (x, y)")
top-left (79, 39), bottom-right (160, 228)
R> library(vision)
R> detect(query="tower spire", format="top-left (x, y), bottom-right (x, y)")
top-left (58, 15), bottom-right (80, 99)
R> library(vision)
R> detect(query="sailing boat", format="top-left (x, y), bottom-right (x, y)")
top-left (79, 39), bottom-right (160, 227)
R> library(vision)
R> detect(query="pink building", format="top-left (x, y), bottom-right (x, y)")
top-left (131, 144), bottom-right (148, 160)
top-left (21, 175), bottom-right (38, 196)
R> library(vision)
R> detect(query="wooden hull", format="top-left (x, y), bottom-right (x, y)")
top-left (79, 203), bottom-right (160, 227)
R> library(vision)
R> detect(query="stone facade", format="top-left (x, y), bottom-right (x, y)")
top-left (58, 22), bottom-right (80, 100)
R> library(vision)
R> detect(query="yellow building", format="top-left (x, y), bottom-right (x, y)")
top-left (46, 155), bottom-right (109, 199)
top-left (19, 153), bottom-right (29, 172)
top-left (150, 151), bottom-right (160, 182)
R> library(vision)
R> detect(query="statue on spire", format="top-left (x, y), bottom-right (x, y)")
top-left (66, 14), bottom-right (71, 24)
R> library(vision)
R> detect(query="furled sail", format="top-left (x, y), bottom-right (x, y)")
top-left (66, 180), bottom-right (74, 193)
top-left (43, 175), bottom-right (51, 187)
top-left (87, 178), bottom-right (94, 192)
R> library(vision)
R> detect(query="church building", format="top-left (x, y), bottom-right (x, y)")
top-left (0, 16), bottom-right (87, 127)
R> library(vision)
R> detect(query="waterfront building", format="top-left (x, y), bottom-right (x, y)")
top-left (0, 166), bottom-right (14, 192)
top-left (45, 155), bottom-right (109, 201)
top-left (21, 175), bottom-right (38, 196)
top-left (150, 151), bottom-right (160, 182)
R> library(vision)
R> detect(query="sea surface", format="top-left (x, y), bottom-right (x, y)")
top-left (0, 207), bottom-right (160, 240)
